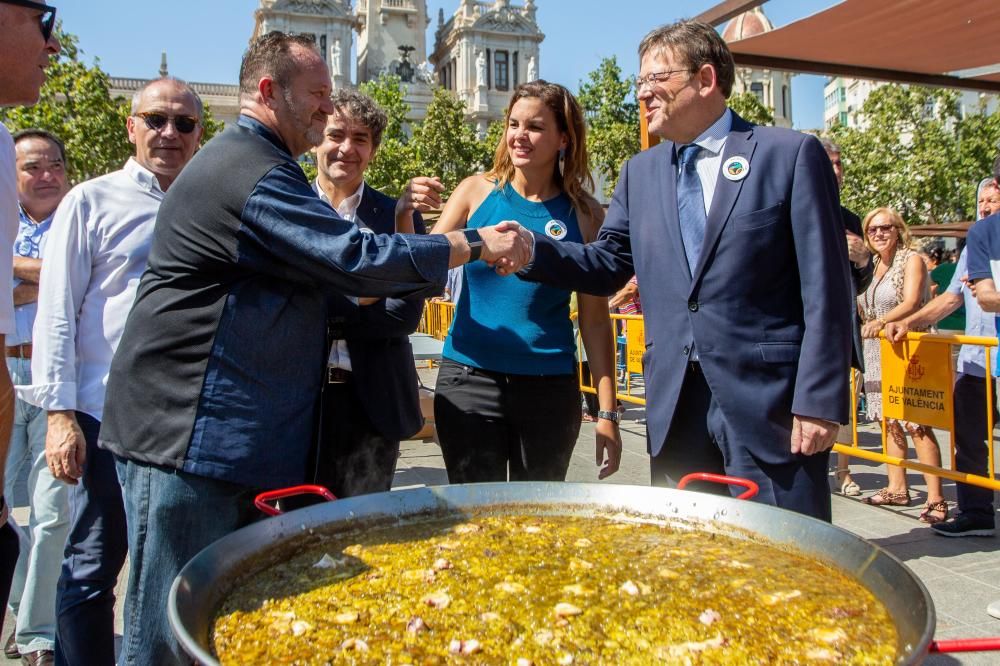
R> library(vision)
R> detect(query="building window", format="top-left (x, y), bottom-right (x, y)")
top-left (494, 50), bottom-right (509, 91)
top-left (320, 34), bottom-right (327, 56)
top-left (486, 48), bottom-right (491, 89)
top-left (839, 111), bottom-right (848, 126)
top-left (513, 51), bottom-right (518, 87)
top-left (750, 81), bottom-right (764, 104)
top-left (781, 85), bottom-right (788, 118)
top-left (839, 87), bottom-right (846, 102)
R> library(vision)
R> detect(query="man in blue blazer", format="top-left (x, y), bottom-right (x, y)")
top-left (518, 20), bottom-right (852, 520)
top-left (310, 90), bottom-right (441, 496)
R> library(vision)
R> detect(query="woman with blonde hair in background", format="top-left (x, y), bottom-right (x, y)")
top-left (432, 80), bottom-right (621, 483)
top-left (858, 207), bottom-right (948, 523)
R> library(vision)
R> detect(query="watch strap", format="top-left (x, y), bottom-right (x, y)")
top-left (463, 228), bottom-right (483, 262)
top-left (597, 409), bottom-right (620, 424)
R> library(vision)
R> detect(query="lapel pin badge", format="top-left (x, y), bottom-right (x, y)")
top-left (722, 156), bottom-right (750, 182)
top-left (545, 220), bottom-right (567, 240)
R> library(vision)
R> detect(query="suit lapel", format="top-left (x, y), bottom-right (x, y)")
top-left (690, 118), bottom-right (757, 285)
top-left (655, 143), bottom-right (692, 281)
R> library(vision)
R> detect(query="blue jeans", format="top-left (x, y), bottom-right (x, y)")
top-left (54, 413), bottom-right (127, 666)
top-left (118, 459), bottom-right (259, 665)
top-left (3, 358), bottom-right (69, 653)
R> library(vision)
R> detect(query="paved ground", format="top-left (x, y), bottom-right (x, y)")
top-left (4, 365), bottom-right (998, 662)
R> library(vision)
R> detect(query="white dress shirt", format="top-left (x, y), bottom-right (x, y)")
top-left (20, 158), bottom-right (164, 420)
top-left (0, 125), bottom-right (18, 336)
top-left (683, 107), bottom-right (733, 215)
top-left (314, 178), bottom-right (371, 371)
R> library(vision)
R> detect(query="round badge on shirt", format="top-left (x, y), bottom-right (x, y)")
top-left (722, 156), bottom-right (750, 181)
top-left (545, 220), bottom-right (567, 240)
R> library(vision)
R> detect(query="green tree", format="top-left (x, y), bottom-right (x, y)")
top-left (578, 56), bottom-right (640, 197)
top-left (409, 87), bottom-right (485, 193)
top-left (358, 74), bottom-right (416, 196)
top-left (829, 84), bottom-right (998, 223)
top-left (1, 28), bottom-right (221, 184)
top-left (476, 119), bottom-right (505, 172)
top-left (728, 91), bottom-right (774, 126)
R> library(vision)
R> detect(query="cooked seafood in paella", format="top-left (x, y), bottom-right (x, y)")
top-left (213, 513), bottom-right (897, 664)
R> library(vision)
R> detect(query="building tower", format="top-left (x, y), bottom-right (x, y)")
top-left (429, 0), bottom-right (544, 134)
top-left (722, 7), bottom-right (793, 128)
top-left (253, 0), bottom-right (357, 87)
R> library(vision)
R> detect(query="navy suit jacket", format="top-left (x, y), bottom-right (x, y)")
top-left (523, 113), bottom-right (853, 463)
top-left (326, 185), bottom-right (426, 442)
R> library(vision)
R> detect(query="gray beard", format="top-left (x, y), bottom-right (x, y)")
top-left (282, 88), bottom-right (324, 148)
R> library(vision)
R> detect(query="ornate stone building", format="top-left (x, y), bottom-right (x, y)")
top-left (429, 0), bottom-right (544, 133)
top-left (722, 7), bottom-right (793, 128)
top-left (109, 1), bottom-right (542, 130)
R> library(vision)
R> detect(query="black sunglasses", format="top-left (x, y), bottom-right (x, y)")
top-left (0, 0), bottom-right (57, 42)
top-left (134, 112), bottom-right (199, 135)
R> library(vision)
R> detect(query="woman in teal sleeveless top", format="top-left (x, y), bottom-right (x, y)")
top-left (432, 81), bottom-right (620, 483)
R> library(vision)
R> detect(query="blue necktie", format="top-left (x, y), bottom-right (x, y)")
top-left (676, 144), bottom-right (706, 274)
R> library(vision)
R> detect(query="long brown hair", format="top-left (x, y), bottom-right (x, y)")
top-left (486, 80), bottom-right (596, 219)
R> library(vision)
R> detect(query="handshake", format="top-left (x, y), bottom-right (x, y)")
top-left (451, 220), bottom-right (535, 276)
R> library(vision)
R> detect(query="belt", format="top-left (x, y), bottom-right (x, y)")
top-left (6, 343), bottom-right (31, 359)
top-left (327, 367), bottom-right (352, 384)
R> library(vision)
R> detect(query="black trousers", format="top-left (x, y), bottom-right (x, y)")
top-left (650, 363), bottom-right (832, 522)
top-left (434, 359), bottom-right (581, 483)
top-left (952, 373), bottom-right (997, 521)
top-left (311, 380), bottom-right (401, 498)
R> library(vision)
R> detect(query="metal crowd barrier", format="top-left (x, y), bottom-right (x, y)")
top-left (420, 304), bottom-right (1000, 491)
top-left (834, 332), bottom-right (1000, 492)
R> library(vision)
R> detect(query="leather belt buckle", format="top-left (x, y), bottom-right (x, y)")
top-left (327, 367), bottom-right (351, 384)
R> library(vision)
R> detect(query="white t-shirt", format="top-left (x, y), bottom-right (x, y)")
top-left (0, 124), bottom-right (18, 336)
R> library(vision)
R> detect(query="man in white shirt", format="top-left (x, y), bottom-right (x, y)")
top-left (3, 129), bottom-right (69, 664)
top-left (20, 76), bottom-right (203, 666)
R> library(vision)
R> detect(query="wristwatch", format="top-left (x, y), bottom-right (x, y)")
top-left (597, 409), bottom-right (620, 424)
top-left (463, 228), bottom-right (484, 262)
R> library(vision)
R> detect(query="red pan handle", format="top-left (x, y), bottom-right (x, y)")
top-left (677, 473), bottom-right (759, 500)
top-left (254, 484), bottom-right (337, 516)
top-left (930, 638), bottom-right (1000, 653)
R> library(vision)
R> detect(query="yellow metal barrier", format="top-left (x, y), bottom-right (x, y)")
top-left (419, 304), bottom-right (1000, 491)
top-left (419, 300), bottom-right (455, 341)
top-left (835, 331), bottom-right (1000, 492)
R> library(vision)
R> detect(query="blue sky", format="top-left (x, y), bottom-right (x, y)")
top-left (57, 0), bottom-right (836, 129)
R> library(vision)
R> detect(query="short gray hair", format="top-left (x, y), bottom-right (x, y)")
top-left (330, 89), bottom-right (388, 149)
top-left (818, 137), bottom-right (841, 155)
top-left (239, 31), bottom-right (319, 100)
top-left (638, 20), bottom-right (735, 98)
top-left (130, 77), bottom-right (203, 119)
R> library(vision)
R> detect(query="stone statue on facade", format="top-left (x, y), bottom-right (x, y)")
top-left (527, 54), bottom-right (537, 81)
top-left (476, 49), bottom-right (487, 88)
top-left (330, 38), bottom-right (341, 76)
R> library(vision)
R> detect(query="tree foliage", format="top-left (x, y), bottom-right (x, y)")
top-left (728, 91), bottom-right (774, 126)
top-left (1, 28), bottom-right (221, 184)
top-left (578, 56), bottom-right (640, 197)
top-left (410, 87), bottom-right (486, 193)
top-left (357, 74), bottom-right (415, 196)
top-left (829, 84), bottom-right (1000, 223)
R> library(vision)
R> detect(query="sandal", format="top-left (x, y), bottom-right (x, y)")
top-left (862, 488), bottom-right (911, 507)
top-left (834, 468), bottom-right (861, 496)
top-left (919, 500), bottom-right (949, 524)
top-left (581, 413), bottom-right (595, 422)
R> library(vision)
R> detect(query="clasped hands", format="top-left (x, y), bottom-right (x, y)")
top-left (478, 220), bottom-right (534, 275)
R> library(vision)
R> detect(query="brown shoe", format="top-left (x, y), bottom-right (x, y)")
top-left (3, 634), bottom-right (17, 660)
top-left (19, 651), bottom-right (53, 666)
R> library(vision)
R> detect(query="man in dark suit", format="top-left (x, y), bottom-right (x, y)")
top-left (515, 20), bottom-right (852, 520)
top-left (310, 90), bottom-right (442, 496)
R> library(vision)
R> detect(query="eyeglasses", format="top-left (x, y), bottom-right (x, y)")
top-left (635, 69), bottom-right (693, 92)
top-left (134, 112), bottom-right (199, 135)
top-left (0, 0), bottom-right (57, 42)
top-left (866, 224), bottom-right (897, 237)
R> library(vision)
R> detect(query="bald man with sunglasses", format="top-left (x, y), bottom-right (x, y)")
top-left (18, 77), bottom-right (203, 666)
